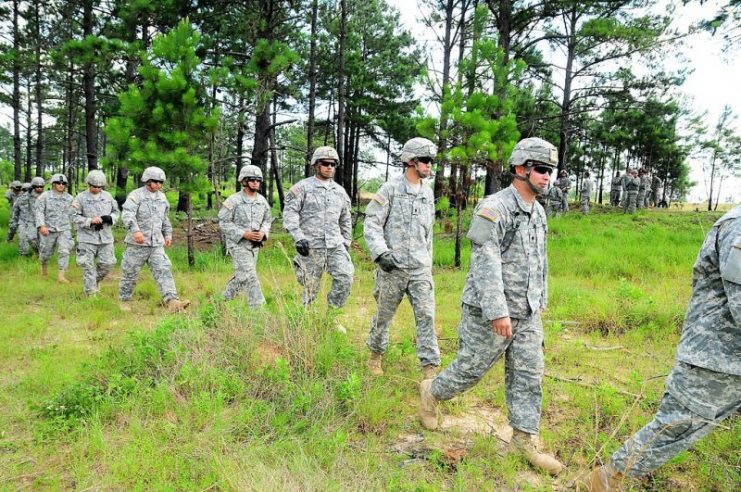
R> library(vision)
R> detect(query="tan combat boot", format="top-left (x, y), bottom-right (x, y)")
top-left (166, 298), bottom-right (191, 313)
top-left (419, 379), bottom-right (439, 430)
top-left (422, 365), bottom-right (438, 380)
top-left (587, 464), bottom-right (622, 491)
top-left (41, 263), bottom-right (48, 276)
top-left (57, 270), bottom-right (70, 284)
top-left (367, 351), bottom-right (383, 376)
top-left (510, 429), bottom-right (563, 476)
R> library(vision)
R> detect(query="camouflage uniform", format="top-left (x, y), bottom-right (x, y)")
top-left (72, 189), bottom-right (120, 295)
top-left (12, 188), bottom-right (42, 254)
top-left (283, 176), bottom-right (354, 308)
top-left (6, 182), bottom-right (23, 241)
top-left (580, 178), bottom-right (593, 214)
top-left (119, 186), bottom-right (180, 303)
top-left (637, 174), bottom-right (650, 209)
top-left (609, 175), bottom-right (622, 206)
top-left (650, 175), bottom-right (662, 207)
top-left (622, 174), bottom-right (640, 214)
top-left (430, 185), bottom-right (549, 434)
top-left (364, 175), bottom-right (440, 367)
top-left (607, 206), bottom-right (741, 477)
top-left (554, 176), bottom-right (570, 212)
top-left (545, 186), bottom-right (563, 217)
top-left (219, 190), bottom-right (272, 307)
top-left (35, 189), bottom-right (75, 271)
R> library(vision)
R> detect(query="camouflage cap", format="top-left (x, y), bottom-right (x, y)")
top-left (508, 137), bottom-right (558, 169)
top-left (400, 137), bottom-right (437, 163)
top-left (311, 146), bottom-right (340, 166)
top-left (50, 173), bottom-right (68, 184)
top-left (141, 166), bottom-right (166, 182)
top-left (86, 170), bottom-right (107, 187)
top-left (238, 165), bottom-right (263, 182)
top-left (30, 177), bottom-right (45, 187)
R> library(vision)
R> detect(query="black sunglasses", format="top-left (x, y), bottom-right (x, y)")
top-left (53, 182), bottom-right (66, 185)
top-left (245, 178), bottom-right (262, 183)
top-left (149, 180), bottom-right (164, 184)
top-left (416, 157), bottom-right (433, 164)
top-left (33, 186), bottom-right (44, 189)
top-left (532, 165), bottom-right (553, 176)
top-left (317, 161), bottom-right (337, 168)
top-left (90, 185), bottom-right (103, 189)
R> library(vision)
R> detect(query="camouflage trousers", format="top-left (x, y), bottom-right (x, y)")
top-left (580, 194), bottom-right (590, 214)
top-left (431, 305), bottom-right (545, 434)
top-left (76, 242), bottom-right (116, 295)
top-left (610, 362), bottom-right (741, 477)
top-left (39, 230), bottom-right (73, 270)
top-left (292, 246), bottom-right (354, 308)
top-left (119, 245), bottom-right (178, 302)
top-left (366, 268), bottom-right (440, 367)
top-left (636, 190), bottom-right (647, 209)
top-left (560, 195), bottom-right (569, 213)
top-left (223, 243), bottom-right (265, 307)
top-left (623, 191), bottom-right (639, 214)
top-left (610, 190), bottom-right (621, 206)
top-left (545, 200), bottom-right (561, 218)
top-left (18, 223), bottom-right (39, 255)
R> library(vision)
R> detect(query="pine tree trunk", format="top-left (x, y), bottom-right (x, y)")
top-left (336, 0), bottom-right (348, 190)
top-left (34, 0), bottom-right (44, 177)
top-left (83, 0), bottom-right (98, 171)
top-left (305, 0), bottom-right (319, 178)
top-left (12, 0), bottom-right (22, 180)
top-left (435, 0), bottom-right (455, 211)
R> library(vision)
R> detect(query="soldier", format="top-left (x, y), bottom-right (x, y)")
top-left (580, 171), bottom-right (593, 214)
top-left (419, 137), bottom-right (563, 476)
top-left (119, 166), bottom-right (190, 312)
top-left (545, 185), bottom-right (563, 218)
top-left (218, 165), bottom-right (272, 307)
top-left (609, 172), bottom-right (622, 207)
top-left (636, 169), bottom-right (649, 209)
top-left (554, 170), bottom-right (570, 213)
top-left (622, 169), bottom-right (640, 214)
top-left (588, 205), bottom-right (741, 491)
top-left (283, 146), bottom-right (354, 313)
top-left (5, 180), bottom-right (22, 206)
top-left (72, 170), bottom-right (120, 296)
top-left (650, 173), bottom-right (662, 207)
top-left (363, 137), bottom-right (441, 379)
top-left (35, 174), bottom-right (75, 283)
top-left (6, 181), bottom-right (24, 242)
top-left (11, 178), bottom-right (43, 254)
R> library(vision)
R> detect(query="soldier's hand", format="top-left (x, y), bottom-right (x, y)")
top-left (164, 238), bottom-right (172, 247)
top-left (492, 317), bottom-right (512, 339)
top-left (295, 239), bottom-right (310, 256)
top-left (39, 225), bottom-right (50, 236)
top-left (376, 252), bottom-right (397, 273)
top-left (133, 231), bottom-right (145, 244)
top-left (243, 230), bottom-right (257, 241)
top-left (91, 216), bottom-right (103, 225)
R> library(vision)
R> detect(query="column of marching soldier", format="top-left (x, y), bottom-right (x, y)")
top-left (4, 137), bottom-right (739, 490)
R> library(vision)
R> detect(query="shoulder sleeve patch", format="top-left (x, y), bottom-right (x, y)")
top-left (722, 242), bottom-right (741, 284)
top-left (372, 193), bottom-right (388, 206)
top-left (477, 207), bottom-right (500, 223)
top-left (222, 199), bottom-right (234, 210)
top-left (289, 184), bottom-right (303, 197)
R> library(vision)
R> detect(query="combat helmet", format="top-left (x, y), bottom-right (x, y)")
top-left (400, 137), bottom-right (437, 163)
top-left (311, 146), bottom-right (340, 166)
top-left (86, 170), bottom-right (107, 187)
top-left (11, 180), bottom-right (22, 190)
top-left (238, 165), bottom-right (263, 182)
top-left (508, 137), bottom-right (558, 171)
top-left (50, 173), bottom-right (68, 185)
top-left (30, 177), bottom-right (45, 188)
top-left (141, 166), bottom-right (166, 183)
top-left (21, 182), bottom-right (31, 191)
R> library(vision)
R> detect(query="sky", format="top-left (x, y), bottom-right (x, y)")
top-left (388, 0), bottom-right (741, 203)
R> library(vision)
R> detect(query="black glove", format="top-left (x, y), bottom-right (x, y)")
top-left (7, 228), bottom-right (16, 241)
top-left (93, 223), bottom-right (103, 231)
top-left (101, 215), bottom-right (113, 225)
top-left (376, 252), bottom-right (397, 273)
top-left (295, 239), bottom-right (310, 257)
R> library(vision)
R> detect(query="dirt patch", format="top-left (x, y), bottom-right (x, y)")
top-left (255, 340), bottom-right (287, 367)
top-left (172, 220), bottom-right (223, 251)
top-left (441, 405), bottom-right (511, 441)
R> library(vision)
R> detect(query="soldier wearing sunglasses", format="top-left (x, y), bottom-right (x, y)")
top-left (420, 137), bottom-right (563, 476)
top-left (11, 177), bottom-right (45, 255)
top-left (363, 137), bottom-right (441, 380)
top-left (283, 147), bottom-right (354, 320)
top-left (219, 165), bottom-right (272, 307)
top-left (35, 174), bottom-right (75, 283)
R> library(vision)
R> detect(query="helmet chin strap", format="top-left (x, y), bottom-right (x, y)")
top-left (513, 168), bottom-right (546, 195)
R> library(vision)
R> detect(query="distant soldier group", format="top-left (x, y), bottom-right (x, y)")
top-left (4, 135), bottom-right (734, 490)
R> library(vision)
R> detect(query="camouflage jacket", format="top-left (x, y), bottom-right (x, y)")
top-left (121, 187), bottom-right (173, 246)
top-left (11, 190), bottom-right (42, 228)
top-left (283, 176), bottom-right (352, 249)
top-left (35, 190), bottom-right (74, 232)
top-left (461, 185), bottom-right (548, 321)
top-left (72, 190), bottom-right (120, 244)
top-left (610, 177), bottom-right (622, 192)
top-left (622, 175), bottom-right (640, 191)
top-left (218, 191), bottom-right (272, 249)
top-left (676, 205), bottom-right (741, 376)
top-left (554, 177), bottom-right (570, 193)
top-left (363, 175), bottom-right (435, 270)
top-left (581, 179), bottom-right (593, 197)
top-left (639, 175), bottom-right (651, 191)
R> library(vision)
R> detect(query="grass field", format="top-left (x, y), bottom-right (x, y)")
top-left (0, 200), bottom-right (738, 491)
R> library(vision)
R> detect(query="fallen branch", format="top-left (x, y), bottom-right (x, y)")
top-left (545, 373), bottom-right (640, 398)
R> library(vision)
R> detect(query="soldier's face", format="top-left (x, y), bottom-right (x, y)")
top-left (413, 157), bottom-right (433, 178)
top-left (89, 184), bottom-right (103, 195)
top-left (52, 182), bottom-right (66, 192)
top-left (528, 164), bottom-right (551, 191)
top-left (242, 178), bottom-right (261, 192)
top-left (146, 180), bottom-right (163, 192)
top-left (315, 160), bottom-right (337, 180)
